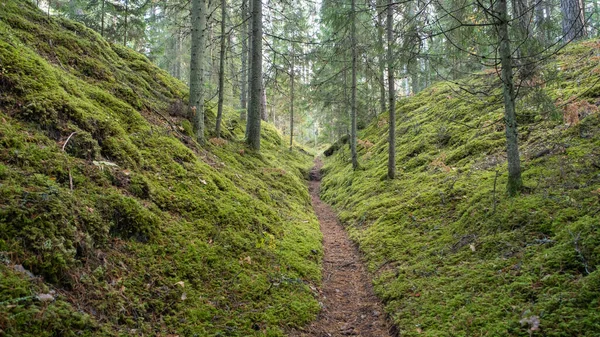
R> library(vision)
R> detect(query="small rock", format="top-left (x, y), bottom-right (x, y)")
top-left (372, 310), bottom-right (380, 317)
top-left (13, 264), bottom-right (35, 279)
top-left (36, 293), bottom-right (55, 302)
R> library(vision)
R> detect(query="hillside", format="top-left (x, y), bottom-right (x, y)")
top-left (321, 41), bottom-right (600, 335)
top-left (0, 1), bottom-right (322, 336)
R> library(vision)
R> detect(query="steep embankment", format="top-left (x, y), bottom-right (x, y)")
top-left (0, 1), bottom-right (322, 336)
top-left (322, 42), bottom-right (600, 336)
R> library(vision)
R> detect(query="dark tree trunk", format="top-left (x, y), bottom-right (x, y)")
top-left (351, 0), bottom-right (358, 170)
top-left (497, 0), bottom-right (523, 195)
top-left (290, 52), bottom-right (295, 150)
top-left (377, 0), bottom-right (386, 116)
top-left (246, 0), bottom-right (262, 150)
top-left (101, 0), bottom-right (105, 37)
top-left (387, 0), bottom-right (396, 180)
top-left (189, 0), bottom-right (207, 144)
top-left (215, 0), bottom-right (227, 138)
top-left (123, 0), bottom-right (128, 46)
top-left (240, 0), bottom-right (248, 118)
top-left (561, 0), bottom-right (586, 41)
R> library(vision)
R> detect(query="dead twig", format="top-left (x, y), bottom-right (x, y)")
top-left (62, 132), bottom-right (77, 192)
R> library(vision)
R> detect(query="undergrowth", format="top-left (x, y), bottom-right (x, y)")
top-left (0, 1), bottom-right (321, 336)
top-left (321, 40), bottom-right (600, 336)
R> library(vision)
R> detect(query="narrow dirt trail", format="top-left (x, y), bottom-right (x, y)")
top-left (291, 158), bottom-right (393, 337)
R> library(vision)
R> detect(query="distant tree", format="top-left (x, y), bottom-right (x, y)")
top-left (561, 0), bottom-right (587, 41)
top-left (496, 0), bottom-right (523, 195)
top-left (246, 0), bottom-right (262, 150)
top-left (387, 0), bottom-right (396, 180)
top-left (189, 0), bottom-right (207, 144)
top-left (215, 0), bottom-right (228, 138)
top-left (351, 0), bottom-right (359, 170)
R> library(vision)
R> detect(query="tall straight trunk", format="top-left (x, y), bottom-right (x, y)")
top-left (240, 0), bottom-right (248, 117)
top-left (246, 0), bottom-right (262, 150)
top-left (377, 0), bottom-right (387, 115)
top-left (387, 0), bottom-right (396, 180)
top-left (215, 0), bottom-right (227, 138)
top-left (101, 0), bottom-right (105, 36)
top-left (350, 0), bottom-right (358, 170)
top-left (497, 0), bottom-right (523, 195)
top-left (261, 81), bottom-right (268, 121)
top-left (228, 31), bottom-right (237, 104)
top-left (561, 0), bottom-right (586, 41)
top-left (290, 53), bottom-right (295, 150)
top-left (175, 28), bottom-right (181, 79)
top-left (246, 0), bottom-right (254, 139)
top-left (189, 0), bottom-right (207, 144)
top-left (123, 0), bottom-right (128, 46)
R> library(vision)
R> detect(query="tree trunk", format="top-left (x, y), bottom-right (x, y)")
top-left (561, 0), bottom-right (586, 41)
top-left (387, 0), bottom-right (396, 179)
top-left (351, 0), bottom-right (358, 170)
top-left (123, 0), bottom-right (128, 46)
top-left (175, 28), bottom-right (181, 79)
top-left (189, 0), bottom-right (207, 144)
top-left (290, 52), bottom-right (295, 150)
top-left (215, 0), bottom-right (227, 138)
top-left (246, 0), bottom-right (253, 139)
top-left (377, 0), bottom-right (386, 116)
top-left (101, 0), bottom-right (105, 37)
top-left (498, 0), bottom-right (523, 195)
top-left (261, 81), bottom-right (268, 121)
top-left (246, 0), bottom-right (262, 150)
top-left (240, 0), bottom-right (248, 117)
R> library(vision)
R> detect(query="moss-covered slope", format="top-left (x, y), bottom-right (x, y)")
top-left (0, 1), bottom-right (322, 336)
top-left (321, 41), bottom-right (600, 336)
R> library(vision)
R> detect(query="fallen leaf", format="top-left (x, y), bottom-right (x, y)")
top-left (181, 292), bottom-right (187, 301)
top-left (174, 281), bottom-right (185, 288)
top-left (470, 244), bottom-right (476, 252)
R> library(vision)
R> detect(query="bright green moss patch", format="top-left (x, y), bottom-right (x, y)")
top-left (0, 1), bottom-right (321, 335)
top-left (321, 40), bottom-right (600, 336)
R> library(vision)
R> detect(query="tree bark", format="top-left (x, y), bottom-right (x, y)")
top-left (240, 0), bottom-right (248, 118)
top-left (123, 0), bottom-right (128, 46)
top-left (215, 0), bottom-right (227, 138)
top-left (387, 0), bottom-right (396, 180)
top-left (377, 0), bottom-right (387, 116)
top-left (290, 51), bottom-right (295, 150)
top-left (246, 0), bottom-right (262, 150)
top-left (561, 0), bottom-right (586, 41)
top-left (261, 81), bottom-right (268, 121)
top-left (351, 0), bottom-right (358, 170)
top-left (497, 0), bottom-right (523, 195)
top-left (101, 0), bottom-right (105, 37)
top-left (175, 28), bottom-right (181, 80)
top-left (189, 0), bottom-right (207, 144)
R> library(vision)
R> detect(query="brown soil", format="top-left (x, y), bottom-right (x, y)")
top-left (290, 158), bottom-right (393, 337)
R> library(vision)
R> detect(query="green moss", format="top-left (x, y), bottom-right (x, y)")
top-left (0, 1), bottom-right (321, 336)
top-left (321, 39), bottom-right (600, 336)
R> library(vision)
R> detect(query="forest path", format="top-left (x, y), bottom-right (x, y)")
top-left (290, 158), bottom-right (393, 337)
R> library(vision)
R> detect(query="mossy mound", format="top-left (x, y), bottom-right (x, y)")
top-left (321, 40), bottom-right (600, 336)
top-left (0, 1), bottom-right (321, 336)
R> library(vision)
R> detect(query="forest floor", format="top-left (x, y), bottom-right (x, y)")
top-left (290, 158), bottom-right (393, 337)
